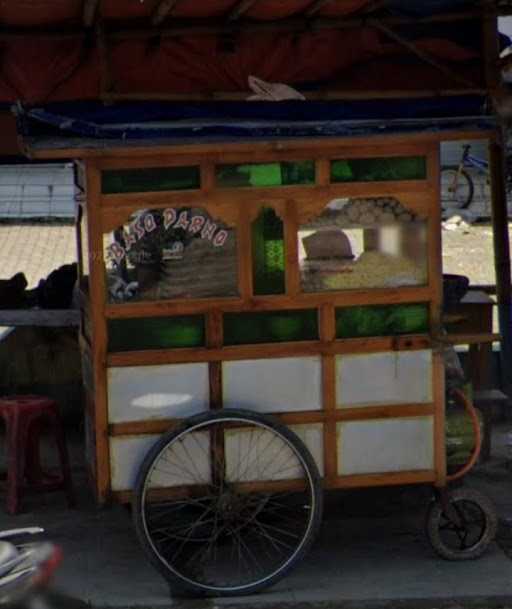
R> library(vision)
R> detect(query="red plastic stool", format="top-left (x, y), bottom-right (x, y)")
top-left (0, 395), bottom-right (75, 514)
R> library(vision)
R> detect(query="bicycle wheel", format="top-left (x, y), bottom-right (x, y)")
top-left (133, 409), bottom-right (323, 597)
top-left (441, 167), bottom-right (474, 210)
top-left (425, 488), bottom-right (497, 560)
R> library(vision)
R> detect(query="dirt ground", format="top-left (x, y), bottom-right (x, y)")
top-left (442, 222), bottom-right (512, 286)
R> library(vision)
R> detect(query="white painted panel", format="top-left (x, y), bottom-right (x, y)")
top-left (110, 436), bottom-right (158, 492)
top-left (336, 350), bottom-right (432, 407)
top-left (108, 363), bottom-right (209, 422)
top-left (290, 424), bottom-right (324, 476)
top-left (224, 423), bottom-right (324, 482)
top-left (337, 417), bottom-right (434, 475)
top-left (223, 357), bottom-right (322, 412)
top-left (110, 432), bottom-right (211, 491)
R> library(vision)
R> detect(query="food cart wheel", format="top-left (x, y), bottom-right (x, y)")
top-left (425, 488), bottom-right (497, 560)
top-left (133, 408), bottom-right (323, 597)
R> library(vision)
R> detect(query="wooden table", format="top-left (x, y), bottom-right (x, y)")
top-left (445, 290), bottom-right (498, 390)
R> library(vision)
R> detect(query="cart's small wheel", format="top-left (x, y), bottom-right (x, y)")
top-left (426, 488), bottom-right (497, 561)
top-left (133, 409), bottom-right (323, 597)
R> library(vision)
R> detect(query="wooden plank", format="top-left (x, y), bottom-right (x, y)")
top-left (107, 334), bottom-right (430, 367)
top-left (328, 470), bottom-right (436, 490)
top-left (86, 161), bottom-right (111, 504)
top-left (0, 310), bottom-right (80, 327)
top-left (238, 206), bottom-right (253, 300)
top-left (111, 469), bottom-right (437, 503)
top-left (100, 180), bottom-right (431, 214)
top-left (152, 0), bottom-right (181, 26)
top-left (207, 310), bottom-right (223, 411)
top-left (315, 158), bottom-right (330, 186)
top-left (446, 333), bottom-right (501, 345)
top-left (94, 143), bottom-right (434, 171)
top-left (427, 146), bottom-right (443, 340)
top-left (100, 186), bottom-right (431, 234)
top-left (432, 352), bottom-right (446, 488)
top-left (104, 286), bottom-right (432, 319)
top-left (320, 303), bottom-right (337, 480)
top-left (25, 131), bottom-right (495, 161)
top-left (337, 403), bottom-right (435, 421)
top-left (76, 204), bottom-right (84, 279)
top-left (109, 403), bottom-right (434, 436)
top-left (200, 162), bottom-right (215, 192)
top-left (284, 200), bottom-right (300, 296)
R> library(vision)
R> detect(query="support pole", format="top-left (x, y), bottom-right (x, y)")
top-left (490, 134), bottom-right (512, 392)
top-left (484, 9), bottom-right (512, 392)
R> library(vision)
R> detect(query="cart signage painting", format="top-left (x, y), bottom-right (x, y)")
top-left (107, 208), bottom-right (229, 265)
top-left (104, 207), bottom-right (238, 303)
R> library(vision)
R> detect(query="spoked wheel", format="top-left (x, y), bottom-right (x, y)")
top-left (441, 167), bottom-right (474, 210)
top-left (133, 409), bottom-right (323, 597)
top-left (426, 488), bottom-right (497, 560)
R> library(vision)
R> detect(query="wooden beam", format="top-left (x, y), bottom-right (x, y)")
top-left (0, 310), bottom-right (80, 327)
top-left (370, 19), bottom-right (479, 89)
top-left (305, 0), bottom-right (335, 17)
top-left (228, 0), bottom-right (259, 21)
top-left (96, 21), bottom-right (113, 100)
top-left (152, 0), bottom-right (180, 27)
top-left (83, 0), bottom-right (99, 27)
top-left (0, 10), bottom-right (484, 41)
top-left (490, 136), bottom-right (512, 394)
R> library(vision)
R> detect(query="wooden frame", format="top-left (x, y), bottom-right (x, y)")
top-left (69, 132), bottom-right (464, 503)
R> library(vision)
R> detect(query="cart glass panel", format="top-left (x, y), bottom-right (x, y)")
top-left (335, 304), bottom-right (429, 339)
top-left (252, 207), bottom-right (286, 295)
top-left (298, 197), bottom-right (428, 292)
top-left (224, 309), bottom-right (318, 345)
top-left (103, 207), bottom-right (238, 303)
top-left (216, 161), bottom-right (315, 187)
top-left (101, 166), bottom-right (200, 193)
top-left (331, 156), bottom-right (426, 182)
top-left (108, 315), bottom-right (205, 351)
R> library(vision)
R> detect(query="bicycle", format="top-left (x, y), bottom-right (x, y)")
top-left (441, 144), bottom-right (512, 211)
top-left (441, 145), bottom-right (485, 210)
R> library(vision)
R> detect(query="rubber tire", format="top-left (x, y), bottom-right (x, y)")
top-left (426, 488), bottom-right (497, 561)
top-left (441, 166), bottom-right (474, 210)
top-left (132, 408), bottom-right (324, 597)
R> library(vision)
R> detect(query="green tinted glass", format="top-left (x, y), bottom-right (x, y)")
top-left (335, 304), bottom-right (429, 339)
top-left (252, 208), bottom-right (285, 295)
top-left (224, 310), bottom-right (318, 345)
top-left (102, 166), bottom-right (200, 194)
top-left (216, 161), bottom-right (315, 188)
top-left (108, 315), bottom-right (205, 351)
top-left (331, 157), bottom-right (426, 183)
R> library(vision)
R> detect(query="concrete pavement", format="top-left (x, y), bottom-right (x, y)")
top-left (0, 425), bottom-right (511, 609)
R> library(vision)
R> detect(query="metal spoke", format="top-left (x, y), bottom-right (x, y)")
top-left (136, 413), bottom-right (320, 594)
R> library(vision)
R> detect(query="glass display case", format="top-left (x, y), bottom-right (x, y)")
top-left (298, 197), bottom-right (428, 292)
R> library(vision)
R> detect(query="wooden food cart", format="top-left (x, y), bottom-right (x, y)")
top-left (21, 119), bottom-right (498, 595)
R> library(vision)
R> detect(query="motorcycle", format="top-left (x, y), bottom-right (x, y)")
top-left (0, 528), bottom-right (61, 608)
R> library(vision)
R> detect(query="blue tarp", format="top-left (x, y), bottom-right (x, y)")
top-left (18, 96), bottom-right (495, 144)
